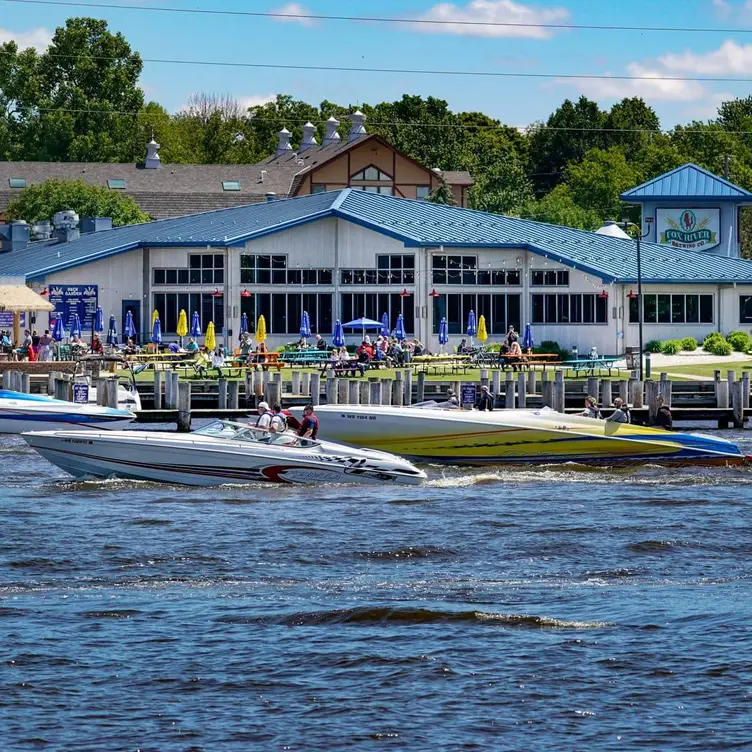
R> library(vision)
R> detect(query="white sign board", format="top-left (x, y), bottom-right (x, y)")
top-left (656, 208), bottom-right (720, 251)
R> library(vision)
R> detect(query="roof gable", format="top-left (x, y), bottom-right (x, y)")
top-left (620, 163), bottom-right (752, 201)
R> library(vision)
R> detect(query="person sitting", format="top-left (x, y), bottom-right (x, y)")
top-left (507, 340), bottom-right (523, 371)
top-left (654, 394), bottom-right (673, 430)
top-left (0, 331), bottom-right (12, 355)
top-left (185, 336), bottom-right (199, 353)
top-left (253, 340), bottom-right (268, 368)
top-left (581, 396), bottom-right (602, 419)
top-left (297, 336), bottom-right (308, 350)
top-left (607, 397), bottom-right (631, 424)
top-left (91, 334), bottom-right (103, 354)
top-left (387, 338), bottom-right (404, 367)
top-left (269, 403), bottom-right (288, 435)
top-left (211, 346), bottom-right (225, 376)
top-left (193, 347), bottom-right (211, 378)
top-left (297, 404), bottom-right (319, 440)
top-left (122, 337), bottom-right (139, 355)
top-left (15, 329), bottom-right (33, 360)
top-left (439, 389), bottom-right (460, 409)
top-left (412, 338), bottom-right (425, 357)
top-left (588, 346), bottom-right (599, 361)
top-left (315, 333), bottom-right (327, 351)
top-left (357, 340), bottom-right (374, 363)
top-left (70, 335), bottom-right (88, 358)
top-left (255, 401), bottom-right (272, 436)
top-left (476, 385), bottom-right (495, 411)
top-left (457, 338), bottom-right (470, 354)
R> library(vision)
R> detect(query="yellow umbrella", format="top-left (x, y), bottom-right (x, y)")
top-left (255, 314), bottom-right (267, 344)
top-left (477, 314), bottom-right (488, 343)
top-left (152, 308), bottom-right (159, 326)
top-left (176, 309), bottom-right (188, 338)
top-left (205, 321), bottom-right (216, 351)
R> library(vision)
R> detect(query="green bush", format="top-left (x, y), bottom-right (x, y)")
top-left (726, 330), bottom-right (752, 352)
top-left (661, 340), bottom-right (683, 355)
top-left (680, 337), bottom-right (697, 351)
top-left (703, 332), bottom-right (725, 346)
top-left (645, 340), bottom-right (664, 353)
top-left (534, 340), bottom-right (572, 363)
top-left (705, 338), bottom-right (733, 356)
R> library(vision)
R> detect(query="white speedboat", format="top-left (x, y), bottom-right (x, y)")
top-left (22, 420), bottom-right (427, 487)
top-left (0, 390), bottom-right (135, 434)
top-left (73, 354), bottom-right (143, 412)
top-left (293, 404), bottom-right (748, 468)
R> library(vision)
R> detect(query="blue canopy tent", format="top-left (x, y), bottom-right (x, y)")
top-left (190, 311), bottom-right (201, 338)
top-left (107, 315), bottom-right (118, 346)
top-left (395, 313), bottom-right (406, 341)
top-left (299, 310), bottom-right (312, 339)
top-left (69, 312), bottom-right (82, 339)
top-left (152, 316), bottom-right (162, 345)
top-left (124, 310), bottom-right (136, 340)
top-left (522, 323), bottom-right (534, 352)
top-left (343, 317), bottom-right (383, 339)
top-left (332, 320), bottom-right (345, 348)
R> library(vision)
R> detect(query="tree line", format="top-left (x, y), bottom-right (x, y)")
top-left (4, 17), bottom-right (752, 243)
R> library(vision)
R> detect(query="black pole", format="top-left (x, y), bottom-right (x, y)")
top-left (636, 234), bottom-right (644, 382)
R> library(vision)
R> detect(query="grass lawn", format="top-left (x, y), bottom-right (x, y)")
top-left (655, 360), bottom-right (752, 381)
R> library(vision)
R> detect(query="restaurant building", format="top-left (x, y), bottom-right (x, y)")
top-left (2, 163), bottom-right (752, 355)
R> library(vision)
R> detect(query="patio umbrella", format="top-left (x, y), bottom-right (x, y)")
top-left (343, 317), bottom-right (383, 339)
top-left (466, 310), bottom-right (477, 338)
top-left (438, 317), bottom-right (449, 351)
top-left (176, 310), bottom-right (188, 345)
top-left (299, 310), bottom-right (311, 339)
top-left (205, 321), bottom-right (216, 351)
top-left (124, 310), bottom-right (136, 339)
top-left (332, 319), bottom-right (345, 348)
top-left (69, 312), bottom-right (82, 339)
top-left (255, 315), bottom-right (267, 344)
top-left (152, 309), bottom-right (159, 326)
top-left (241, 312), bottom-right (249, 334)
top-left (477, 314), bottom-right (488, 343)
top-left (152, 315), bottom-right (162, 345)
top-left (522, 322), bottom-right (535, 352)
top-left (52, 316), bottom-right (65, 342)
top-left (94, 306), bottom-right (104, 333)
top-left (106, 315), bottom-right (118, 346)
top-left (380, 312), bottom-right (390, 337)
top-left (395, 313), bottom-right (406, 341)
top-left (190, 311), bottom-right (201, 338)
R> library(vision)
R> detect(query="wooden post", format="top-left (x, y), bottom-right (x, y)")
top-left (170, 371), bottom-right (180, 409)
top-left (54, 378), bottom-right (70, 402)
top-left (309, 373), bottom-right (321, 406)
top-left (731, 380), bottom-right (744, 429)
top-left (541, 370), bottom-right (550, 383)
top-left (177, 382), bottom-right (191, 433)
top-left (480, 369), bottom-right (489, 389)
top-left (541, 380), bottom-right (553, 408)
top-left (245, 372), bottom-right (253, 408)
top-left (254, 370), bottom-right (264, 399)
top-left (291, 370), bottom-right (301, 395)
top-left (715, 380), bottom-right (729, 409)
top-left (416, 371), bottom-right (426, 404)
top-left (526, 369), bottom-right (536, 397)
top-left (164, 369), bottom-right (172, 409)
top-left (325, 375), bottom-right (337, 405)
top-left (645, 380), bottom-right (659, 424)
top-left (403, 368), bottom-right (413, 406)
top-left (360, 380), bottom-right (370, 405)
top-left (659, 372), bottom-right (672, 406)
top-left (301, 371), bottom-right (311, 397)
top-left (228, 380), bottom-right (239, 409)
top-left (337, 378), bottom-right (349, 405)
top-left (265, 380), bottom-right (282, 407)
top-left (393, 371), bottom-right (404, 407)
top-left (47, 371), bottom-right (59, 396)
top-left (617, 380), bottom-right (628, 404)
top-left (2, 370), bottom-right (12, 390)
top-left (714, 369), bottom-right (721, 381)
top-left (20, 372), bottom-right (30, 394)
top-left (348, 380), bottom-right (360, 405)
top-left (217, 377), bottom-right (228, 409)
top-left (95, 377), bottom-right (107, 406)
top-left (633, 381), bottom-right (644, 408)
top-left (370, 380), bottom-right (382, 406)
top-left (743, 372), bottom-right (750, 409)
top-left (552, 370), bottom-right (565, 413)
top-left (492, 370), bottom-right (501, 398)
top-left (517, 372), bottom-right (527, 408)
top-left (381, 379), bottom-right (393, 405)
top-left (728, 370), bottom-right (737, 390)
top-left (587, 376), bottom-right (600, 402)
top-left (105, 379), bottom-right (118, 409)
top-left (153, 370), bottom-right (163, 410)
top-left (601, 380), bottom-right (613, 409)
top-left (505, 379), bottom-right (515, 409)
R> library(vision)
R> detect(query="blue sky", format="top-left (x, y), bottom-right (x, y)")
top-left (2, 0), bottom-right (752, 128)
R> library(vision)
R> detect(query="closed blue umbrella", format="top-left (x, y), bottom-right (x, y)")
top-left (332, 320), bottom-right (345, 348)
top-left (380, 312), bottom-right (390, 337)
top-left (152, 316), bottom-right (162, 345)
top-left (438, 317), bottom-right (449, 346)
top-left (395, 313), bottom-right (406, 341)
top-left (522, 322), bottom-right (534, 351)
top-left (466, 310), bottom-right (477, 338)
top-left (241, 313), bottom-right (249, 334)
top-left (300, 310), bottom-right (311, 338)
top-left (94, 306), bottom-right (104, 333)
top-left (69, 312), bottom-right (82, 339)
top-left (190, 310), bottom-right (201, 338)
top-left (52, 316), bottom-right (65, 342)
top-left (107, 315), bottom-right (118, 346)
top-left (124, 310), bottom-right (136, 339)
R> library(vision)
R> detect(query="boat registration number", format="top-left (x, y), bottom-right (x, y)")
top-left (341, 414), bottom-right (376, 420)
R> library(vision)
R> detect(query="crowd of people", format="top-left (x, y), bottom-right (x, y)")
top-left (1, 329), bottom-right (56, 362)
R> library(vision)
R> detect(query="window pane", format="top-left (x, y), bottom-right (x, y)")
top-left (364, 167), bottom-right (379, 180)
top-left (318, 270), bottom-right (333, 285)
top-left (272, 256), bottom-right (286, 269)
top-left (557, 294), bottom-right (569, 323)
top-left (240, 269), bottom-right (254, 284)
top-left (303, 270), bottom-right (316, 285)
top-left (532, 295), bottom-right (544, 324)
top-left (311, 184), bottom-right (326, 194)
top-left (558, 271), bottom-right (569, 285)
top-left (202, 254), bottom-right (213, 269)
top-left (257, 255), bottom-right (271, 269)
top-left (463, 270), bottom-right (476, 285)
top-left (341, 270), bottom-right (353, 285)
top-left (318, 294), bottom-right (333, 334)
top-left (377, 255), bottom-right (390, 270)
top-left (416, 186), bottom-right (430, 200)
top-left (644, 295), bottom-right (657, 324)
top-left (166, 294), bottom-right (178, 333)
top-left (257, 270), bottom-right (271, 284)
top-left (657, 294), bottom-right (671, 323)
top-left (378, 186), bottom-right (393, 195)
top-left (629, 296), bottom-right (638, 323)
top-left (214, 255), bottom-right (224, 269)
top-left (190, 270), bottom-right (201, 285)
top-left (202, 270), bottom-right (213, 284)
top-left (584, 295), bottom-right (594, 323)
top-left (595, 296), bottom-right (607, 323)
top-left (214, 296), bottom-right (225, 331)
top-left (672, 295), bottom-right (685, 323)
top-left (686, 295), bottom-right (699, 323)
top-left (214, 269), bottom-right (224, 284)
top-left (153, 294), bottom-right (165, 329)
top-left (432, 295), bottom-right (446, 334)
top-left (532, 271), bottom-right (544, 286)
top-left (700, 295), bottom-right (713, 323)
top-left (201, 294), bottom-right (213, 331)
top-left (153, 269), bottom-right (166, 285)
top-left (447, 294), bottom-right (461, 334)
top-left (740, 296), bottom-right (752, 324)
top-left (178, 270), bottom-right (189, 285)
top-left (433, 270), bottom-right (447, 284)
top-left (507, 271), bottom-right (521, 286)
top-left (507, 295), bottom-right (521, 332)
top-left (433, 256), bottom-right (447, 269)
top-left (477, 271), bottom-right (491, 285)
top-left (189, 255), bottom-right (201, 269)
top-left (166, 269), bottom-right (177, 285)
top-left (240, 255), bottom-right (253, 269)
top-left (545, 271), bottom-right (556, 286)
top-left (570, 294), bottom-right (582, 323)
top-left (545, 294), bottom-right (557, 323)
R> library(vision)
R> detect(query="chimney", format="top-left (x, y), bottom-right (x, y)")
top-left (276, 127), bottom-right (292, 156)
top-left (323, 116), bottom-right (341, 146)
top-left (52, 210), bottom-right (80, 243)
top-left (0, 221), bottom-right (30, 253)
top-left (32, 220), bottom-right (52, 241)
top-left (265, 192), bottom-right (277, 202)
top-left (145, 138), bottom-right (161, 169)
top-left (348, 110), bottom-right (367, 142)
top-left (260, 169), bottom-right (267, 183)
top-left (81, 216), bottom-right (113, 234)
top-left (299, 121), bottom-right (318, 152)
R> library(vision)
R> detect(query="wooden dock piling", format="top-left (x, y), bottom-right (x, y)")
top-left (359, 380), bottom-right (370, 405)
top-left (517, 372), bottom-right (527, 408)
top-left (349, 380), bottom-right (360, 405)
top-left (309, 373), bottom-right (320, 406)
top-left (217, 378), bottom-right (228, 410)
top-left (416, 371), bottom-right (426, 404)
top-left (732, 380), bottom-right (744, 428)
top-left (177, 382), bottom-right (191, 432)
top-left (228, 380), bottom-right (239, 409)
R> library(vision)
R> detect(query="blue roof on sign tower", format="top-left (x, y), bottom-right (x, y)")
top-left (620, 163), bottom-right (752, 201)
top-left (4, 188), bottom-right (752, 285)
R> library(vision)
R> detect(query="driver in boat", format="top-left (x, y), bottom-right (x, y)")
top-left (255, 401), bottom-right (272, 431)
top-left (581, 396), bottom-right (602, 419)
top-left (437, 389), bottom-right (460, 409)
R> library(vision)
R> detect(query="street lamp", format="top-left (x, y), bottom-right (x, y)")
top-left (613, 217), bottom-right (653, 381)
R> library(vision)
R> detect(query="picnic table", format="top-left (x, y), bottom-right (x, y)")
top-left (412, 355), bottom-right (474, 377)
top-left (560, 357), bottom-right (622, 377)
top-left (471, 351), bottom-right (561, 371)
top-left (279, 350), bottom-right (330, 366)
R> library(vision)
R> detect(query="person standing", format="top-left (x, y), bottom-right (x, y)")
top-left (504, 325), bottom-right (518, 348)
top-left (297, 404), bottom-right (319, 440)
top-left (38, 330), bottom-right (53, 362)
top-left (654, 394), bottom-right (673, 430)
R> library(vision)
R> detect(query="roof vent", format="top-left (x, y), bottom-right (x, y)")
top-left (348, 110), bottom-right (367, 142)
top-left (265, 192), bottom-right (277, 202)
top-left (323, 116), bottom-right (341, 146)
top-left (145, 138), bottom-right (161, 169)
top-left (276, 127), bottom-right (292, 156)
top-left (0, 221), bottom-right (30, 253)
top-left (32, 220), bottom-right (52, 241)
top-left (300, 121), bottom-right (318, 152)
top-left (53, 210), bottom-right (80, 243)
top-left (260, 169), bottom-right (267, 183)
top-left (81, 216), bottom-right (113, 234)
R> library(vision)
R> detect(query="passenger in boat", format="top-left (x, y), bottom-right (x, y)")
top-left (476, 385), bottom-right (495, 411)
top-left (270, 403), bottom-right (288, 433)
top-left (607, 397), bottom-right (631, 424)
top-left (255, 401), bottom-right (272, 431)
top-left (581, 396), bottom-right (602, 419)
top-left (439, 389), bottom-right (460, 409)
top-left (654, 394), bottom-right (673, 430)
top-left (297, 404), bottom-right (319, 440)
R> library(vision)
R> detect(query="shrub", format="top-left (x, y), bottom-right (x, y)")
top-left (680, 337), bottom-right (697, 351)
top-left (661, 340), bottom-right (683, 355)
top-left (726, 330), bottom-right (752, 352)
top-left (645, 340), bottom-right (664, 353)
top-left (534, 341), bottom-right (572, 363)
top-left (705, 338), bottom-right (733, 356)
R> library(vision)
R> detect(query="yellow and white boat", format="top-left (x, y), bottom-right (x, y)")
top-left (296, 405), bottom-right (747, 468)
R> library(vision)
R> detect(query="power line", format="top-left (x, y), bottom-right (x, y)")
top-left (4, 0), bottom-right (752, 36)
top-left (3, 49), bottom-right (752, 85)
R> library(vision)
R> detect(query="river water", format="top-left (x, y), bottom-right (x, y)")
top-left (2, 426), bottom-right (751, 751)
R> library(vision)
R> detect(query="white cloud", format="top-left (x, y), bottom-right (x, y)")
top-left (271, 3), bottom-right (317, 27)
top-left (411, 0), bottom-right (569, 40)
top-left (680, 90), bottom-right (735, 119)
top-left (712, 0), bottom-right (752, 20)
top-left (0, 26), bottom-right (52, 51)
top-left (659, 39), bottom-right (752, 75)
top-left (238, 94), bottom-right (277, 109)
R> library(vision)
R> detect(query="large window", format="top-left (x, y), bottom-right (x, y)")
top-left (241, 293), bottom-right (332, 336)
top-left (531, 270), bottom-right (569, 286)
top-left (240, 254), bottom-right (332, 285)
top-left (740, 296), bottom-right (752, 324)
top-left (341, 293), bottom-right (414, 335)
top-left (153, 254), bottom-right (224, 286)
top-left (341, 255), bottom-right (415, 285)
top-left (153, 293), bottom-right (224, 334)
top-left (532, 294), bottom-right (607, 324)
top-left (432, 294), bottom-right (521, 335)
top-left (351, 166), bottom-right (392, 182)
top-left (432, 254), bottom-right (521, 286)
top-left (629, 294), bottom-right (713, 324)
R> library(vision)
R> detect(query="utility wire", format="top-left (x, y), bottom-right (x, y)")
top-left (3, 0), bottom-right (752, 35)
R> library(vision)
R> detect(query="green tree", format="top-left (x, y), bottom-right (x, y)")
top-left (521, 184), bottom-right (601, 230)
top-left (427, 180), bottom-right (456, 205)
top-left (603, 97), bottom-right (661, 153)
top-left (6, 179), bottom-right (150, 225)
top-left (469, 154), bottom-right (534, 216)
top-left (247, 94), bottom-right (323, 157)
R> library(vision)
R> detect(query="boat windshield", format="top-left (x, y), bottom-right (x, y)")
top-left (193, 420), bottom-right (318, 448)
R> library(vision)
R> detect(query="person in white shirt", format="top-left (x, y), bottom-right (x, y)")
top-left (255, 401), bottom-right (272, 432)
top-left (270, 403), bottom-right (287, 434)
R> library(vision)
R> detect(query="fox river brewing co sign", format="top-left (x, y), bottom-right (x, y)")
top-left (656, 208), bottom-right (720, 251)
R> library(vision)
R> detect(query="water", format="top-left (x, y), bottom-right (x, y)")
top-left (2, 426), bottom-right (752, 751)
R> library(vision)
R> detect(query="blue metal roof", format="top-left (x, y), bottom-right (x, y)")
top-left (620, 163), bottom-right (752, 202)
top-left (4, 188), bottom-right (752, 285)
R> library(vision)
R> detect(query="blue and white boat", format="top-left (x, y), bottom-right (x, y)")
top-left (0, 390), bottom-right (135, 434)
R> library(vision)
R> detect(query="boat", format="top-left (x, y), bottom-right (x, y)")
top-left (72, 354), bottom-right (142, 412)
top-left (22, 419), bottom-right (427, 486)
top-left (291, 404), bottom-right (748, 468)
top-left (0, 390), bottom-right (135, 433)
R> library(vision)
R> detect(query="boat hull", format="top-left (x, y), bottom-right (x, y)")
top-left (22, 430), bottom-right (426, 487)
top-left (300, 406), bottom-right (746, 468)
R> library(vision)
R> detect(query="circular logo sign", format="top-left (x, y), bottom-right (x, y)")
top-left (680, 210), bottom-right (696, 232)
